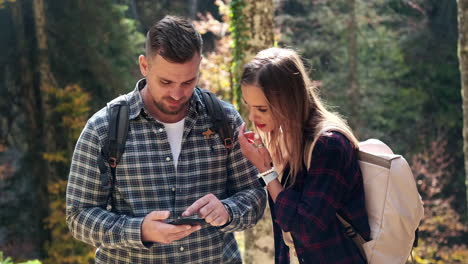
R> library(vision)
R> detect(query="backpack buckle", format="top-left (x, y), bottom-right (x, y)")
top-left (108, 157), bottom-right (118, 168)
top-left (224, 138), bottom-right (233, 149)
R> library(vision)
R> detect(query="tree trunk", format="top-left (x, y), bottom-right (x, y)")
top-left (10, 0), bottom-right (51, 257)
top-left (347, 0), bottom-right (361, 132)
top-left (190, 0), bottom-right (198, 19)
top-left (230, 0), bottom-right (275, 263)
top-left (457, 0), bottom-right (468, 213)
top-left (32, 0), bottom-right (55, 256)
top-left (231, 0), bottom-right (275, 119)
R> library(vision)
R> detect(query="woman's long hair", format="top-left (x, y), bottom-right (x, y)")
top-left (241, 48), bottom-right (358, 185)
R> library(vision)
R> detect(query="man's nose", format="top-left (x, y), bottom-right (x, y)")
top-left (170, 86), bottom-right (185, 100)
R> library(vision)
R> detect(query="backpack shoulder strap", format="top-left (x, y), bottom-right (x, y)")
top-left (196, 87), bottom-right (234, 149)
top-left (104, 98), bottom-right (130, 167)
top-left (304, 125), bottom-right (349, 170)
top-left (98, 96), bottom-right (129, 211)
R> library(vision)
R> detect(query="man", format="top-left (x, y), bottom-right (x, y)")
top-left (66, 15), bottom-right (266, 263)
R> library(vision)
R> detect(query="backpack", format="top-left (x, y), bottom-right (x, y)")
top-left (302, 126), bottom-right (425, 264)
top-left (97, 87), bottom-right (234, 211)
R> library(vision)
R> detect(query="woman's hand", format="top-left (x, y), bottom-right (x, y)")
top-left (238, 123), bottom-right (272, 172)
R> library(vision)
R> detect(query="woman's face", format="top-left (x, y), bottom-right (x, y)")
top-left (241, 84), bottom-right (276, 133)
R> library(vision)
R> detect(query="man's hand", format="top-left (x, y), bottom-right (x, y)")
top-left (182, 194), bottom-right (230, 226)
top-left (141, 211), bottom-right (201, 244)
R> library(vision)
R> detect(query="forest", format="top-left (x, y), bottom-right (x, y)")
top-left (0, 0), bottom-right (467, 263)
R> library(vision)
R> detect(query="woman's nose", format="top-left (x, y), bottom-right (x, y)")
top-left (248, 111), bottom-right (256, 124)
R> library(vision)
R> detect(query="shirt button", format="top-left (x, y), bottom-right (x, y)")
top-left (171, 187), bottom-right (175, 192)
top-left (158, 128), bottom-right (163, 132)
top-left (166, 157), bottom-right (171, 161)
top-left (179, 246), bottom-right (184, 251)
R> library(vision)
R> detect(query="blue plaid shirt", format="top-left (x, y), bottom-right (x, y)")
top-left (66, 79), bottom-right (267, 264)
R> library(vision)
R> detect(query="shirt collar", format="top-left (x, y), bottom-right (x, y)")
top-left (127, 78), bottom-right (204, 121)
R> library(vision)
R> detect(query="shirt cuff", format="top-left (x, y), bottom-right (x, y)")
top-left (218, 199), bottom-right (239, 232)
top-left (124, 216), bottom-right (153, 249)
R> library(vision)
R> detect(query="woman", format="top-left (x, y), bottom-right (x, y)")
top-left (238, 48), bottom-right (371, 264)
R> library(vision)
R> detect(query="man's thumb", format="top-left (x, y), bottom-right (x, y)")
top-left (150, 210), bottom-right (170, 220)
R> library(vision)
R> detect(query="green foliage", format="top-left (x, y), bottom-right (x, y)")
top-left (229, 0), bottom-right (249, 109)
top-left (0, 252), bottom-right (13, 264)
top-left (131, 0), bottom-right (193, 31)
top-left (0, 251), bottom-right (42, 264)
top-left (195, 2), bottom-right (233, 101)
top-left (278, 0), bottom-right (410, 141)
top-left (0, 0), bottom-right (15, 9)
top-left (43, 180), bottom-right (94, 264)
top-left (409, 136), bottom-right (468, 263)
top-left (47, 1), bottom-right (145, 110)
top-left (42, 84), bottom-right (94, 263)
top-left (1, 0), bottom-right (144, 259)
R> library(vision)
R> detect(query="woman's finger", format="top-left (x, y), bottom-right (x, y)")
top-left (238, 123), bottom-right (246, 138)
top-left (257, 145), bottom-right (272, 167)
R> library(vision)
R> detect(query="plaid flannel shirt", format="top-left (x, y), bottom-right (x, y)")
top-left (66, 79), bottom-right (267, 264)
top-left (271, 132), bottom-right (371, 264)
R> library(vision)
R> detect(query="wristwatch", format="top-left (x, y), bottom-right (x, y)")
top-left (258, 168), bottom-right (278, 187)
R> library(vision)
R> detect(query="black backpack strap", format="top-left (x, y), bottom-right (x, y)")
top-left (98, 97), bottom-right (129, 211)
top-left (336, 213), bottom-right (368, 262)
top-left (196, 87), bottom-right (234, 149)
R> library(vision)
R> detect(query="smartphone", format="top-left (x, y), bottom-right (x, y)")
top-left (168, 216), bottom-right (205, 225)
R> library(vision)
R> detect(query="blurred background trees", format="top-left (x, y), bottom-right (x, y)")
top-left (0, 0), bottom-right (466, 263)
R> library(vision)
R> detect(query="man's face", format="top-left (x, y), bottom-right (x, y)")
top-left (139, 53), bottom-right (201, 122)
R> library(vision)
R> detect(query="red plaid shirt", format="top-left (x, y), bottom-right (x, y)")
top-left (270, 131), bottom-right (370, 264)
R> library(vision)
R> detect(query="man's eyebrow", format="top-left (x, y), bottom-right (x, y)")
top-left (159, 77), bottom-right (172, 83)
top-left (183, 77), bottom-right (197, 83)
top-left (159, 77), bottom-right (197, 83)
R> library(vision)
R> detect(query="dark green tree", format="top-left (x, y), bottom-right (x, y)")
top-left (0, 0), bottom-right (143, 260)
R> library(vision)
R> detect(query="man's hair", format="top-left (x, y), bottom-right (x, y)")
top-left (146, 15), bottom-right (203, 63)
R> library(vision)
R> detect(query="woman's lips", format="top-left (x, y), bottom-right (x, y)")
top-left (255, 123), bottom-right (266, 129)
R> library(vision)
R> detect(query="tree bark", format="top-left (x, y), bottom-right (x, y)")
top-left (242, 0), bottom-right (275, 61)
top-left (32, 0), bottom-right (55, 256)
top-left (190, 0), bottom-right (198, 19)
top-left (233, 1), bottom-right (275, 263)
top-left (457, 0), bottom-right (468, 213)
top-left (10, 0), bottom-right (51, 257)
top-left (232, 0), bottom-right (275, 119)
top-left (347, 0), bottom-right (361, 132)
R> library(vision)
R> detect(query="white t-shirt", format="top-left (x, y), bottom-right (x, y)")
top-left (160, 118), bottom-right (185, 168)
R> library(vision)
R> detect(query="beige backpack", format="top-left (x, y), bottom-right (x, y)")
top-left (282, 126), bottom-right (424, 264)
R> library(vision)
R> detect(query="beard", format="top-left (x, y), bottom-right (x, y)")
top-left (152, 96), bottom-right (190, 115)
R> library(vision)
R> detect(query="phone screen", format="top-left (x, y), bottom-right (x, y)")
top-left (169, 217), bottom-right (205, 225)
